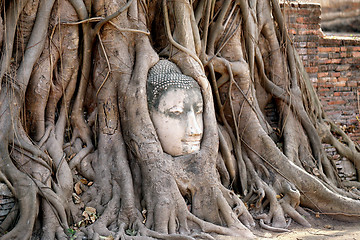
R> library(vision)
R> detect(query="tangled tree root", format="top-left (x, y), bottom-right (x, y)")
top-left (0, 0), bottom-right (359, 239)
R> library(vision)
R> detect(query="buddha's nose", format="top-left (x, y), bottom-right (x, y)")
top-left (186, 110), bottom-right (202, 136)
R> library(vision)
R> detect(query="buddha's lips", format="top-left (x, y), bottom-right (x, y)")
top-left (181, 140), bottom-right (201, 152)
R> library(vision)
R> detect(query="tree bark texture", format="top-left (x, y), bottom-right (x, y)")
top-left (0, 0), bottom-right (359, 239)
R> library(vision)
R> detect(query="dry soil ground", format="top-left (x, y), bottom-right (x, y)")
top-left (253, 210), bottom-right (360, 240)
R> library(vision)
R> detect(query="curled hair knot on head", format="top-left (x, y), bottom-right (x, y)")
top-left (147, 60), bottom-right (201, 109)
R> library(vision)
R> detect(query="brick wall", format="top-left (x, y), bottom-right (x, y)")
top-left (281, 2), bottom-right (360, 143)
top-left (317, 37), bottom-right (360, 142)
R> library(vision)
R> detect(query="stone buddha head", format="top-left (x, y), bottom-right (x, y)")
top-left (147, 60), bottom-right (203, 156)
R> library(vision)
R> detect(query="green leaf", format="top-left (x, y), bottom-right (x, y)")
top-left (125, 229), bottom-right (137, 236)
top-left (67, 228), bottom-right (76, 236)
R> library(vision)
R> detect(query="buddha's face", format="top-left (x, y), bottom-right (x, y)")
top-left (150, 88), bottom-right (203, 156)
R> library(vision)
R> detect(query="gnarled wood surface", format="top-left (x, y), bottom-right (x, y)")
top-left (0, 0), bottom-right (359, 239)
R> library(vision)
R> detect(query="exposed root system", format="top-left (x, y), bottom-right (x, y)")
top-left (0, 0), bottom-right (359, 239)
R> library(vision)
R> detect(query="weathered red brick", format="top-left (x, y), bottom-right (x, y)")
top-left (295, 9), bottom-right (312, 15)
top-left (305, 66), bottom-right (318, 73)
top-left (318, 72), bottom-right (328, 78)
top-left (297, 42), bottom-right (307, 48)
top-left (319, 77), bottom-right (331, 83)
top-left (318, 59), bottom-right (328, 64)
top-left (307, 42), bottom-right (317, 48)
top-left (297, 48), bottom-right (308, 55)
top-left (335, 82), bottom-right (346, 87)
top-left (338, 77), bottom-right (349, 82)
top-left (298, 29), bottom-right (321, 35)
top-left (288, 29), bottom-right (297, 35)
top-left (306, 49), bottom-right (318, 55)
top-left (347, 82), bottom-right (358, 87)
top-left (296, 16), bottom-right (320, 24)
top-left (328, 100), bottom-right (347, 105)
top-left (320, 47), bottom-right (341, 52)
top-left (340, 52), bottom-right (348, 58)
top-left (346, 58), bottom-right (360, 64)
top-left (320, 38), bottom-right (342, 45)
top-left (318, 47), bottom-right (331, 52)
top-left (319, 83), bottom-right (334, 88)
top-left (352, 52), bottom-right (360, 57)
top-left (331, 72), bottom-right (341, 77)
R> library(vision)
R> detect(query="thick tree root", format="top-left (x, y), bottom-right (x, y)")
top-left (259, 219), bottom-right (290, 233)
top-left (1, 1), bottom-right (360, 239)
